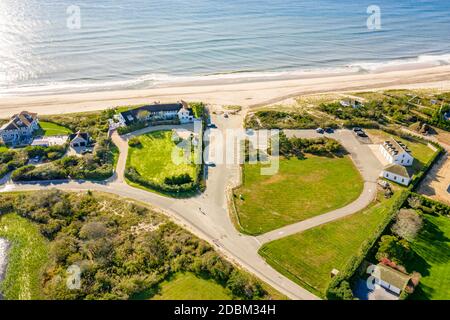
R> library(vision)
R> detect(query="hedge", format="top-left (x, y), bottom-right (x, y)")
top-left (125, 167), bottom-right (200, 195)
top-left (326, 190), bottom-right (411, 300)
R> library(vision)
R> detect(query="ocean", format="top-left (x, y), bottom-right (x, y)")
top-left (1, 0), bottom-right (450, 96)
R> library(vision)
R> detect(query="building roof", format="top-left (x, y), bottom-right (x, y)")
top-left (120, 103), bottom-right (186, 125)
top-left (0, 111), bottom-right (38, 131)
top-left (383, 164), bottom-right (411, 178)
top-left (382, 138), bottom-right (411, 156)
top-left (372, 264), bottom-right (411, 290)
top-left (69, 131), bottom-right (89, 142)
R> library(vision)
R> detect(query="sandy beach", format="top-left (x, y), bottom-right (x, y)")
top-left (1, 65), bottom-right (450, 117)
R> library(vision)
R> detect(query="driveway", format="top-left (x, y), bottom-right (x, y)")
top-left (1, 117), bottom-right (320, 301)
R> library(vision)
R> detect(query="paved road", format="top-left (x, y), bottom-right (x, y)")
top-left (256, 129), bottom-right (383, 243)
top-left (0, 124), bottom-right (383, 300)
top-left (1, 117), bottom-right (320, 300)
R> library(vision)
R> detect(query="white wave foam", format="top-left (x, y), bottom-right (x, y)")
top-left (1, 53), bottom-right (450, 96)
top-left (348, 53), bottom-right (450, 72)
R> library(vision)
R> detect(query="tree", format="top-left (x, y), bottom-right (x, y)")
top-left (391, 209), bottom-right (423, 241)
top-left (79, 221), bottom-right (108, 240)
top-left (407, 195), bottom-right (422, 209)
top-left (376, 235), bottom-right (413, 265)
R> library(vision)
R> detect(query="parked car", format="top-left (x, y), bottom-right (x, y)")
top-left (207, 123), bottom-right (217, 128)
top-left (356, 131), bottom-right (368, 138)
top-left (316, 127), bottom-right (324, 134)
top-left (81, 148), bottom-right (93, 155)
top-left (352, 127), bottom-right (363, 132)
top-left (325, 127), bottom-right (334, 134)
top-left (224, 113), bottom-right (229, 118)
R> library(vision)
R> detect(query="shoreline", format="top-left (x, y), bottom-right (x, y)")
top-left (1, 64), bottom-right (450, 117)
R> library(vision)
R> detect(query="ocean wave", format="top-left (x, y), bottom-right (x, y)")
top-left (348, 54), bottom-right (450, 72)
top-left (1, 53), bottom-right (450, 97)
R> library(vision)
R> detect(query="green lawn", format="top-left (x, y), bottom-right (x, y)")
top-left (0, 214), bottom-right (49, 300)
top-left (39, 121), bottom-right (73, 136)
top-left (127, 130), bottom-right (197, 185)
top-left (233, 156), bottom-right (364, 235)
top-left (150, 273), bottom-right (232, 300)
top-left (409, 214), bottom-right (450, 300)
top-left (259, 192), bottom-right (401, 297)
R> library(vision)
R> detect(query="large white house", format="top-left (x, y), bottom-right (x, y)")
top-left (379, 139), bottom-right (414, 166)
top-left (117, 101), bottom-right (195, 127)
top-left (0, 111), bottom-right (39, 145)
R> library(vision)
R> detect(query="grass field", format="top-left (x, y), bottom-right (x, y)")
top-left (38, 121), bottom-right (73, 136)
top-left (150, 273), bottom-right (232, 300)
top-left (409, 213), bottom-right (450, 300)
top-left (127, 130), bottom-right (197, 185)
top-left (233, 156), bottom-right (364, 235)
top-left (259, 192), bottom-right (401, 297)
top-left (0, 214), bottom-right (49, 300)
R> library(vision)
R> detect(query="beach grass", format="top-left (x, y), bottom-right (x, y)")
top-left (0, 213), bottom-right (49, 300)
top-left (258, 192), bottom-right (401, 297)
top-left (233, 155), bottom-right (364, 235)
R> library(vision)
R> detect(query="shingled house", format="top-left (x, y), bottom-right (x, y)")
top-left (0, 111), bottom-right (39, 145)
top-left (117, 101), bottom-right (194, 127)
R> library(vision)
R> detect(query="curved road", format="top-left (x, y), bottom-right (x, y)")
top-left (0, 119), bottom-right (383, 300)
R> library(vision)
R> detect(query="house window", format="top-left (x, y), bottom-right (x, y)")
top-left (402, 178), bottom-right (404, 183)
top-left (394, 176), bottom-right (397, 180)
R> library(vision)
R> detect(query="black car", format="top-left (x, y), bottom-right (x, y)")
top-left (356, 131), bottom-right (368, 138)
top-left (325, 127), bottom-right (334, 134)
top-left (352, 127), bottom-right (363, 132)
top-left (316, 127), bottom-right (324, 134)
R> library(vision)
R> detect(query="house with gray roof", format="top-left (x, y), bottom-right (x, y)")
top-left (117, 101), bottom-right (194, 127)
top-left (0, 111), bottom-right (39, 145)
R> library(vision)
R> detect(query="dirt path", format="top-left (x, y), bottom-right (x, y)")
top-left (417, 152), bottom-right (450, 205)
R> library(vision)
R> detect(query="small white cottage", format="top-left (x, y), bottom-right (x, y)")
top-left (382, 164), bottom-right (412, 186)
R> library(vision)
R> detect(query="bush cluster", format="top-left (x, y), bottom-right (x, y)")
top-left (278, 133), bottom-right (343, 158)
top-left (0, 190), bottom-right (268, 300)
top-left (245, 111), bottom-right (320, 130)
top-left (125, 167), bottom-right (198, 194)
top-left (12, 136), bottom-right (116, 182)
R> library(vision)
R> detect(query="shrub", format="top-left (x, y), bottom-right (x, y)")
top-left (326, 280), bottom-right (354, 300)
top-left (375, 235), bottom-right (413, 265)
top-left (128, 137), bottom-right (141, 147)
